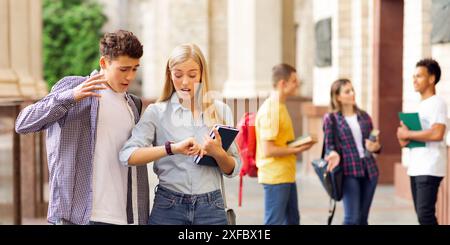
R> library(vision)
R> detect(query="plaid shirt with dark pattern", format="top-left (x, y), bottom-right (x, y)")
top-left (323, 111), bottom-right (379, 179)
top-left (15, 72), bottom-right (149, 225)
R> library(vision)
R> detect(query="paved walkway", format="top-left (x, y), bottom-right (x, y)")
top-left (19, 162), bottom-right (417, 225)
top-left (227, 163), bottom-right (417, 225)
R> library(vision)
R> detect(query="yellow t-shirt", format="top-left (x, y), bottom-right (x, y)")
top-left (255, 97), bottom-right (296, 184)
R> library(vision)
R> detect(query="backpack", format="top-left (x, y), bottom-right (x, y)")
top-left (128, 93), bottom-right (143, 116)
top-left (235, 112), bottom-right (258, 207)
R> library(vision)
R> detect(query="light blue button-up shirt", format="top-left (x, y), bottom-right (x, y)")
top-left (120, 93), bottom-right (241, 194)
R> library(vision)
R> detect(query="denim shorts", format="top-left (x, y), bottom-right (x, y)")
top-left (148, 185), bottom-right (227, 225)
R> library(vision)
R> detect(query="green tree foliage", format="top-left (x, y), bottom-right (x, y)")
top-left (43, 0), bottom-right (107, 89)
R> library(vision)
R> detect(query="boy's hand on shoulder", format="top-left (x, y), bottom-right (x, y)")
top-left (73, 74), bottom-right (108, 102)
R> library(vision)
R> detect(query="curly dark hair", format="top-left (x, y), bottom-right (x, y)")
top-left (416, 58), bottom-right (441, 85)
top-left (99, 30), bottom-right (143, 60)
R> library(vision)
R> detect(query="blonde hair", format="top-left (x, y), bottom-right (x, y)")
top-left (158, 43), bottom-right (222, 126)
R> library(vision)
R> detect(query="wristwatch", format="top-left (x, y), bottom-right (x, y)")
top-left (165, 141), bottom-right (174, 155)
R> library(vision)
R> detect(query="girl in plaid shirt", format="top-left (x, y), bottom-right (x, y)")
top-left (324, 79), bottom-right (381, 225)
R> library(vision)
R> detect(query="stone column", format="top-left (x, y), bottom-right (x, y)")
top-left (295, 0), bottom-right (314, 98)
top-left (9, 0), bottom-right (38, 98)
top-left (209, 0), bottom-right (228, 92)
top-left (0, 0), bottom-right (20, 97)
top-left (8, 0), bottom-right (47, 99)
top-left (223, 0), bottom-right (292, 98)
top-left (29, 0), bottom-right (47, 98)
top-left (351, 0), bottom-right (371, 111)
top-left (141, 0), bottom-right (210, 99)
top-left (312, 0), bottom-right (353, 105)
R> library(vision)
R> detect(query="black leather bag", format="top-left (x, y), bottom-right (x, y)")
top-left (311, 113), bottom-right (344, 225)
top-left (312, 159), bottom-right (343, 201)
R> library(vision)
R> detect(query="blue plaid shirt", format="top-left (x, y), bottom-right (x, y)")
top-left (15, 71), bottom-right (149, 225)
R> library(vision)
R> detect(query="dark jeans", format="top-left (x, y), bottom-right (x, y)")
top-left (410, 175), bottom-right (443, 225)
top-left (342, 174), bottom-right (378, 225)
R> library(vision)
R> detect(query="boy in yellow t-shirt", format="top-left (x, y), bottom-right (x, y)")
top-left (255, 63), bottom-right (315, 225)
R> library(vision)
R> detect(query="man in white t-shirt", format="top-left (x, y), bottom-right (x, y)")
top-left (397, 58), bottom-right (447, 225)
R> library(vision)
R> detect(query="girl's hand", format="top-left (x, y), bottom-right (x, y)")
top-left (202, 129), bottom-right (224, 158)
top-left (172, 137), bottom-right (203, 156)
top-left (365, 139), bottom-right (381, 153)
top-left (325, 150), bottom-right (340, 172)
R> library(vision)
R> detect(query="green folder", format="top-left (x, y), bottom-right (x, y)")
top-left (398, 112), bottom-right (425, 148)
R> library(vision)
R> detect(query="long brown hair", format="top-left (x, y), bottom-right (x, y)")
top-left (158, 43), bottom-right (222, 126)
top-left (330, 78), bottom-right (359, 113)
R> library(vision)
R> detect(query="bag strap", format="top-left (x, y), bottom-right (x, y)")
top-left (128, 93), bottom-right (143, 116)
top-left (321, 113), bottom-right (340, 158)
top-left (220, 175), bottom-right (229, 209)
top-left (327, 198), bottom-right (337, 225)
top-left (238, 176), bottom-right (243, 207)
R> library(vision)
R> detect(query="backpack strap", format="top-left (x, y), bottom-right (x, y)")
top-left (220, 175), bottom-right (228, 209)
top-left (324, 113), bottom-right (339, 225)
top-left (321, 112), bottom-right (340, 158)
top-left (125, 93), bottom-right (142, 224)
top-left (128, 93), bottom-right (143, 116)
top-left (327, 198), bottom-right (337, 225)
top-left (239, 175), bottom-right (243, 207)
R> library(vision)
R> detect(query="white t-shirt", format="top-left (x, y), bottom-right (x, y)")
top-left (407, 95), bottom-right (448, 177)
top-left (91, 88), bottom-right (135, 224)
top-left (345, 114), bottom-right (365, 158)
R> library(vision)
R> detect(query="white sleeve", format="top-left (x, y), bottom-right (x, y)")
top-left (431, 98), bottom-right (448, 126)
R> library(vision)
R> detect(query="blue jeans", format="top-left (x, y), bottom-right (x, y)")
top-left (342, 174), bottom-right (378, 225)
top-left (148, 185), bottom-right (227, 225)
top-left (263, 183), bottom-right (300, 225)
top-left (88, 221), bottom-right (114, 225)
top-left (55, 219), bottom-right (114, 225)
